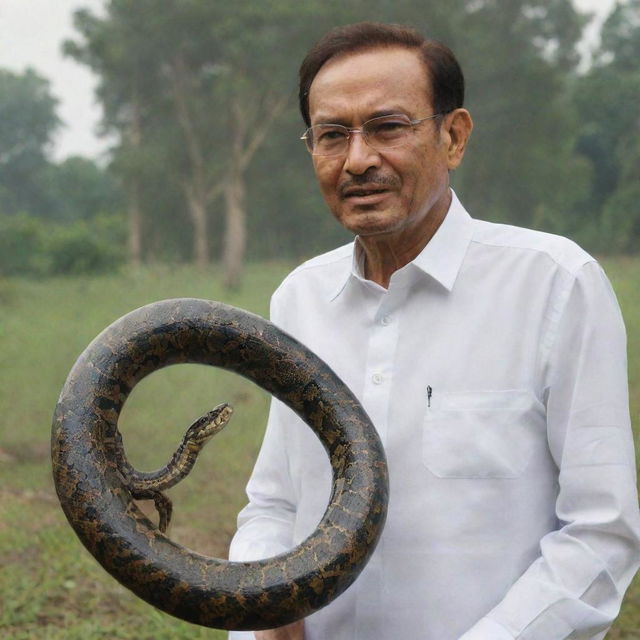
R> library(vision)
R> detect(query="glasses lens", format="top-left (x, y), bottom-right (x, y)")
top-left (306, 124), bottom-right (349, 156)
top-left (302, 115), bottom-right (416, 155)
top-left (364, 115), bottom-right (412, 150)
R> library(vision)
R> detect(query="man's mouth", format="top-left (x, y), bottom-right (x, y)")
top-left (342, 185), bottom-right (390, 200)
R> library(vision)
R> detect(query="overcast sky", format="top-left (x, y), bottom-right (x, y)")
top-left (0, 0), bottom-right (617, 162)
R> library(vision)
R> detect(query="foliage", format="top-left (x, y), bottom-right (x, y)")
top-left (0, 65), bottom-right (124, 252)
top-left (64, 0), bottom-right (343, 283)
top-left (59, 0), bottom-right (640, 279)
top-left (45, 214), bottom-right (126, 275)
top-left (572, 0), bottom-right (640, 253)
top-left (1, 1), bottom-right (639, 278)
top-left (450, 0), bottom-right (590, 232)
top-left (43, 156), bottom-right (124, 223)
top-left (0, 213), bottom-right (126, 277)
top-left (0, 68), bottom-right (60, 217)
top-left (0, 262), bottom-right (638, 637)
top-left (0, 214), bottom-right (46, 276)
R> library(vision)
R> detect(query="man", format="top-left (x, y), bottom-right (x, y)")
top-left (229, 23), bottom-right (640, 640)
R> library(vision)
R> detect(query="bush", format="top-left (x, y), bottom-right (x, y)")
top-left (0, 213), bottom-right (46, 276)
top-left (45, 216), bottom-right (125, 275)
top-left (0, 212), bottom-right (126, 277)
top-left (600, 183), bottom-right (640, 254)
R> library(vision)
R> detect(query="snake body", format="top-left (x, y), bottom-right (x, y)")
top-left (113, 403), bottom-right (233, 532)
top-left (51, 299), bottom-right (388, 630)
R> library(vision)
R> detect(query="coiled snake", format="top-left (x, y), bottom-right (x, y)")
top-left (51, 299), bottom-right (388, 630)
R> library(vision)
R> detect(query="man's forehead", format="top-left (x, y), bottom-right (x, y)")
top-left (308, 47), bottom-right (431, 123)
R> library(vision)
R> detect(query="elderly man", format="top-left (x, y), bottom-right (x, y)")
top-left (229, 22), bottom-right (640, 640)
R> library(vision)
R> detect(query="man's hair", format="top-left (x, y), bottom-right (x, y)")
top-left (298, 22), bottom-right (465, 127)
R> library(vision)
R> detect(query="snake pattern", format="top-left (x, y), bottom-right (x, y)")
top-left (112, 403), bottom-right (233, 533)
top-left (51, 298), bottom-right (389, 630)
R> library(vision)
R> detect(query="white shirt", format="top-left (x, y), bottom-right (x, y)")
top-left (228, 192), bottom-right (640, 640)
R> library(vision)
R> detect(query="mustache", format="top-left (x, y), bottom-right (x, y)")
top-left (338, 171), bottom-right (399, 197)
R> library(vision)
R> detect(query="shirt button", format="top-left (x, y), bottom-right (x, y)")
top-left (380, 315), bottom-right (391, 326)
top-left (372, 373), bottom-right (383, 384)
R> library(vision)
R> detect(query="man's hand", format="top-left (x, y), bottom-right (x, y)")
top-left (254, 620), bottom-right (305, 640)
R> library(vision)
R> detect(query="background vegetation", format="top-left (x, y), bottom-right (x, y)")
top-left (0, 1), bottom-right (639, 287)
top-left (1, 0), bottom-right (639, 637)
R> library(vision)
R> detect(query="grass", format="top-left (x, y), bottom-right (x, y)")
top-left (0, 258), bottom-right (639, 638)
top-left (0, 263), bottom-right (290, 639)
top-left (601, 256), bottom-right (640, 639)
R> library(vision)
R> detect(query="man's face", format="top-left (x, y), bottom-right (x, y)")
top-left (307, 47), bottom-right (461, 239)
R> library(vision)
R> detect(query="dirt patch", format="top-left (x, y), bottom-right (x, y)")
top-left (0, 447), bottom-right (16, 463)
top-left (130, 499), bottom-right (233, 557)
top-left (0, 488), bottom-right (66, 535)
top-left (0, 487), bottom-right (58, 504)
top-left (1, 441), bottom-right (50, 464)
top-left (170, 523), bottom-right (232, 558)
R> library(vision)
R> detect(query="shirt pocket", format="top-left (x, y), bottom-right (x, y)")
top-left (423, 389), bottom-right (545, 479)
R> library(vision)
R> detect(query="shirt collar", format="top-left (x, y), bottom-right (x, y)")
top-left (329, 189), bottom-right (474, 301)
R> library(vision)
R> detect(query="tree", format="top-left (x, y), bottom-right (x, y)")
top-left (571, 0), bottom-right (640, 252)
top-left (0, 68), bottom-right (60, 216)
top-left (447, 0), bottom-right (590, 232)
top-left (67, 0), bottom-right (341, 287)
top-left (43, 156), bottom-right (123, 223)
top-left (65, 2), bottom-right (169, 267)
top-left (0, 67), bottom-right (123, 242)
top-left (65, 0), bottom-right (619, 272)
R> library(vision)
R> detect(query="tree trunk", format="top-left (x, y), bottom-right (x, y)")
top-left (222, 169), bottom-right (246, 289)
top-left (168, 56), bottom-right (213, 269)
top-left (127, 181), bottom-right (142, 267)
top-left (219, 92), bottom-right (288, 289)
top-left (168, 55), bottom-right (288, 279)
top-left (127, 93), bottom-right (143, 267)
top-left (185, 185), bottom-right (210, 268)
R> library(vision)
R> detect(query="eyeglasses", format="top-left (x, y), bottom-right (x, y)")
top-left (300, 113), bottom-right (445, 156)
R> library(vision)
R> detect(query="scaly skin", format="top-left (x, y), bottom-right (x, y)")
top-left (51, 299), bottom-right (388, 631)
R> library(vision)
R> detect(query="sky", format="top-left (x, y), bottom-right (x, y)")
top-left (0, 0), bottom-right (618, 162)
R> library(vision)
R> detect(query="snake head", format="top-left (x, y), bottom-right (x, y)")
top-left (185, 403), bottom-right (233, 445)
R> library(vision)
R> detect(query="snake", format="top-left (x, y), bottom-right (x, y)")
top-left (112, 403), bottom-right (233, 533)
top-left (51, 298), bottom-right (389, 631)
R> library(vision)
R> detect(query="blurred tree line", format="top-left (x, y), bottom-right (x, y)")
top-left (0, 67), bottom-right (125, 275)
top-left (0, 0), bottom-right (638, 284)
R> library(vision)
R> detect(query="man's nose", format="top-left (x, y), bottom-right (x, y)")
top-left (344, 131), bottom-right (382, 175)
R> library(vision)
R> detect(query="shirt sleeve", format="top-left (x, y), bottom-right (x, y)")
top-left (460, 261), bottom-right (640, 639)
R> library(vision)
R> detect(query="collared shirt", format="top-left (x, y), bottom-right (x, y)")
top-left (228, 191), bottom-right (640, 640)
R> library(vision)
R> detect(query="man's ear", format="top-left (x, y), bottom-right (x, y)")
top-left (445, 109), bottom-right (473, 170)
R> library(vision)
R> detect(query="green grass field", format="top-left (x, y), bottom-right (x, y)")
top-left (0, 259), bottom-right (639, 639)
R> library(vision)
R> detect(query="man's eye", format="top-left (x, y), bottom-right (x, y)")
top-left (370, 121), bottom-right (407, 137)
top-left (318, 129), bottom-right (347, 142)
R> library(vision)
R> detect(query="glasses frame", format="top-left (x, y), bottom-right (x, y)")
top-left (300, 112), bottom-right (446, 156)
